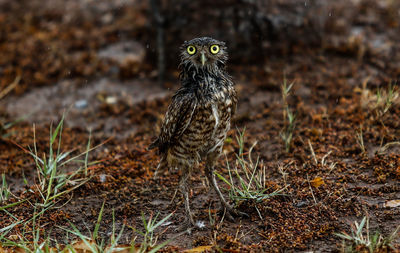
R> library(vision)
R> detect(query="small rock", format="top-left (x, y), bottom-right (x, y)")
top-left (98, 41), bottom-right (145, 65)
top-left (105, 96), bottom-right (117, 104)
top-left (75, 99), bottom-right (88, 109)
top-left (383, 199), bottom-right (400, 208)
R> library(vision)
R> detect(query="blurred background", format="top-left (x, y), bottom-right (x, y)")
top-left (0, 0), bottom-right (399, 131)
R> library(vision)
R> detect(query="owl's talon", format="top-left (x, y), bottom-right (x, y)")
top-left (175, 224), bottom-right (193, 234)
top-left (235, 210), bottom-right (250, 218)
top-left (175, 217), bottom-right (195, 233)
top-left (223, 208), bottom-right (235, 222)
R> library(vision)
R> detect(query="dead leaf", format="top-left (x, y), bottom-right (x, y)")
top-left (383, 200), bottom-right (400, 208)
top-left (311, 177), bottom-right (325, 188)
top-left (184, 245), bottom-right (213, 252)
top-left (70, 240), bottom-right (97, 252)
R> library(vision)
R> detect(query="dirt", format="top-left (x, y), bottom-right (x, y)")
top-left (1, 0), bottom-right (400, 252)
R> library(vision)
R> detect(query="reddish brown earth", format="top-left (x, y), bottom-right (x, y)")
top-left (1, 0), bottom-right (400, 252)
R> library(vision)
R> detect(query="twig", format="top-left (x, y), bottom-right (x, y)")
top-left (308, 140), bottom-right (318, 165)
top-left (169, 187), bottom-right (179, 206)
top-left (0, 75), bottom-right (21, 100)
top-left (306, 174), bottom-right (317, 205)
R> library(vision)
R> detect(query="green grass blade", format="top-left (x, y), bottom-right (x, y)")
top-left (147, 229), bottom-right (186, 253)
top-left (51, 115), bottom-right (64, 145)
top-left (214, 171), bottom-right (232, 187)
top-left (148, 239), bottom-right (171, 253)
top-left (55, 151), bottom-right (72, 163)
top-left (357, 217), bottom-right (366, 236)
top-left (141, 212), bottom-right (149, 232)
top-left (0, 238), bottom-right (31, 252)
top-left (49, 123), bottom-right (54, 167)
top-left (44, 160), bottom-right (58, 205)
top-left (93, 201), bottom-right (105, 240)
top-left (56, 115), bottom-right (65, 157)
top-left (151, 212), bottom-right (173, 231)
top-left (246, 160), bottom-right (258, 191)
top-left (0, 219), bottom-right (23, 234)
top-left (61, 223), bottom-right (98, 252)
top-left (59, 142), bottom-right (103, 168)
top-left (85, 130), bottom-right (92, 176)
top-left (0, 199), bottom-right (27, 211)
top-left (335, 232), bottom-right (353, 241)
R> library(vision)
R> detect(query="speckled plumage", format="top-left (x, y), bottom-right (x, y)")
top-left (149, 37), bottom-right (239, 226)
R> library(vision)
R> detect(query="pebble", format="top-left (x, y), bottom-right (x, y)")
top-left (75, 99), bottom-right (88, 109)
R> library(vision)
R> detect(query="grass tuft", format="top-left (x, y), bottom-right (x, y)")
top-left (59, 202), bottom-right (128, 253)
top-left (0, 206), bottom-right (177, 253)
top-left (355, 127), bottom-right (365, 154)
top-left (360, 79), bottom-right (399, 119)
top-left (130, 211), bottom-right (175, 253)
top-left (0, 113), bottom-right (101, 251)
top-left (25, 114), bottom-right (95, 208)
top-left (336, 216), bottom-right (400, 253)
top-left (375, 81), bottom-right (398, 117)
top-left (0, 206), bottom-right (59, 253)
top-left (216, 129), bottom-right (286, 211)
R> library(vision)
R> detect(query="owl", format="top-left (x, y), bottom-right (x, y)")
top-left (149, 37), bottom-right (242, 227)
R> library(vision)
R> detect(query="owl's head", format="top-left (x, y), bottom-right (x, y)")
top-left (180, 37), bottom-right (228, 71)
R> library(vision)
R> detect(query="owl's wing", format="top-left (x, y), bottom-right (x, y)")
top-left (230, 86), bottom-right (238, 116)
top-left (148, 91), bottom-right (196, 153)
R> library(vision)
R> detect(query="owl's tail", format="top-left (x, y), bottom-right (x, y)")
top-left (147, 138), bottom-right (159, 151)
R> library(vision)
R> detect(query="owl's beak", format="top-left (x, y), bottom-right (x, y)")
top-left (200, 52), bottom-right (207, 66)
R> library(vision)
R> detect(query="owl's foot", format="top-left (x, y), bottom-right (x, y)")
top-left (188, 215), bottom-right (196, 227)
top-left (175, 217), bottom-right (194, 233)
top-left (182, 212), bottom-right (196, 228)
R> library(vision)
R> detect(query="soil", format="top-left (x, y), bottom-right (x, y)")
top-left (1, 0), bottom-right (400, 252)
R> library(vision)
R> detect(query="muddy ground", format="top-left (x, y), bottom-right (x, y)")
top-left (0, 0), bottom-right (400, 252)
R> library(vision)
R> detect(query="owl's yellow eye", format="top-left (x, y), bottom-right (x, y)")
top-left (187, 45), bottom-right (196, 55)
top-left (210, 44), bottom-right (220, 54)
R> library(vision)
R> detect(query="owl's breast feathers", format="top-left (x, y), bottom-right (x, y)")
top-left (149, 76), bottom-right (236, 154)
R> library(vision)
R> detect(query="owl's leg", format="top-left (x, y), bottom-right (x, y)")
top-left (205, 152), bottom-right (236, 221)
top-left (179, 164), bottom-right (195, 226)
top-left (206, 151), bottom-right (249, 221)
